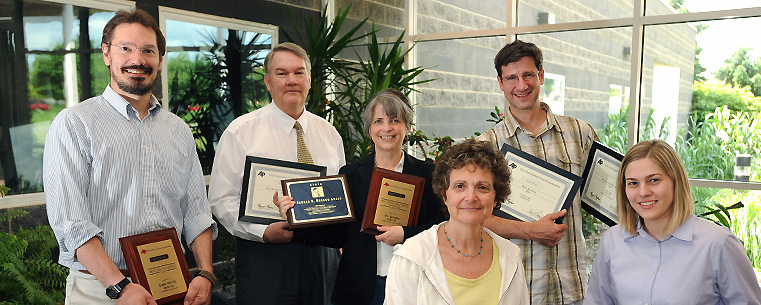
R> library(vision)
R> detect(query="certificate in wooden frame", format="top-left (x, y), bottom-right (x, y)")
top-left (239, 156), bottom-right (326, 224)
top-left (580, 141), bottom-right (624, 226)
top-left (497, 143), bottom-right (582, 223)
top-left (282, 174), bottom-right (355, 229)
top-left (361, 167), bottom-right (425, 235)
top-left (119, 227), bottom-right (190, 304)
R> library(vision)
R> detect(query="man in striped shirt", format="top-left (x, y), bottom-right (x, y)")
top-left (478, 39), bottom-right (598, 305)
top-left (44, 9), bottom-right (217, 305)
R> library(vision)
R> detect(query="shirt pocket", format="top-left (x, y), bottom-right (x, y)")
top-left (547, 150), bottom-right (583, 174)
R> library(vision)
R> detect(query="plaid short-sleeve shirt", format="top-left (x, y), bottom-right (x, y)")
top-left (478, 102), bottom-right (598, 304)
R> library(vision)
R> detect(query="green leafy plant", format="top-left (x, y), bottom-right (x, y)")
top-left (0, 209), bottom-right (66, 304)
top-left (0, 185), bottom-right (9, 197)
top-left (696, 200), bottom-right (745, 228)
top-left (286, 5), bottom-right (432, 162)
top-left (486, 106), bottom-right (504, 124)
top-left (332, 26), bottom-right (433, 161)
top-left (284, 4), bottom-right (371, 119)
top-left (169, 31), bottom-right (270, 174)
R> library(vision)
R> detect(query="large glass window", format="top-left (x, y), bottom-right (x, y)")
top-left (415, 36), bottom-right (506, 139)
top-left (0, 0), bottom-right (131, 198)
top-left (517, 0), bottom-right (633, 26)
top-left (417, 0), bottom-right (508, 34)
top-left (159, 7), bottom-right (278, 174)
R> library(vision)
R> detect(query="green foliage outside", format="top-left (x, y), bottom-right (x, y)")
top-left (716, 48), bottom-right (761, 97)
top-left (27, 43), bottom-right (109, 102)
top-left (167, 31), bottom-right (271, 174)
top-left (692, 81), bottom-right (760, 125)
top-left (0, 209), bottom-right (67, 304)
top-left (589, 81), bottom-right (761, 269)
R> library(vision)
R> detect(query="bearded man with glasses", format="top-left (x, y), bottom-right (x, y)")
top-left (44, 9), bottom-right (217, 305)
top-left (477, 39), bottom-right (598, 305)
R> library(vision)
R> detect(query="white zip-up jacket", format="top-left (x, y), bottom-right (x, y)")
top-left (385, 223), bottom-right (530, 305)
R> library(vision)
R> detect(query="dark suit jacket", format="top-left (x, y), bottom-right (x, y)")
top-left (294, 152), bottom-right (445, 305)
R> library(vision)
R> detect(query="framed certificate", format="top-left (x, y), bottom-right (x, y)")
top-left (580, 141), bottom-right (624, 226)
top-left (119, 228), bottom-right (190, 305)
top-left (361, 168), bottom-right (425, 235)
top-left (281, 175), bottom-right (355, 229)
top-left (239, 156), bottom-right (327, 224)
top-left (497, 143), bottom-right (582, 223)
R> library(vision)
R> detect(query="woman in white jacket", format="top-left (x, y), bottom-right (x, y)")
top-left (385, 139), bottom-right (529, 305)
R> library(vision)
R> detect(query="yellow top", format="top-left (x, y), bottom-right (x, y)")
top-left (444, 240), bottom-right (502, 305)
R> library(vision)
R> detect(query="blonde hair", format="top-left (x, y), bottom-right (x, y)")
top-left (617, 140), bottom-right (694, 235)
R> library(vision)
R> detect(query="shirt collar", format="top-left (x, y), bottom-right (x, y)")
top-left (627, 215), bottom-right (696, 242)
top-left (269, 102), bottom-right (309, 135)
top-left (502, 102), bottom-right (558, 137)
top-left (102, 85), bottom-right (160, 120)
top-left (394, 152), bottom-right (405, 173)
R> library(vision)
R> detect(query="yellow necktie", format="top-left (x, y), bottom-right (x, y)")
top-left (294, 121), bottom-right (314, 164)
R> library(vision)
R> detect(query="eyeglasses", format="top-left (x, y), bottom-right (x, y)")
top-left (501, 72), bottom-right (539, 84)
top-left (107, 43), bottom-right (159, 59)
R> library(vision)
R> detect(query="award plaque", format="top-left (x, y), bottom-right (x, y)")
top-left (239, 156), bottom-right (327, 224)
top-left (119, 228), bottom-right (190, 305)
top-left (361, 167), bottom-right (425, 235)
top-left (497, 143), bottom-right (582, 224)
top-left (580, 141), bottom-right (624, 226)
top-left (281, 174), bottom-right (355, 229)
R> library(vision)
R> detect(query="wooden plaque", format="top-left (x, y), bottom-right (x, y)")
top-left (282, 174), bottom-right (356, 229)
top-left (361, 167), bottom-right (425, 235)
top-left (119, 227), bottom-right (190, 305)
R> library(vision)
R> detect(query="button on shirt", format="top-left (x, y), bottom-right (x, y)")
top-left (586, 215), bottom-right (761, 305)
top-left (43, 86), bottom-right (217, 270)
top-left (478, 102), bottom-right (596, 304)
top-left (208, 102), bottom-right (346, 242)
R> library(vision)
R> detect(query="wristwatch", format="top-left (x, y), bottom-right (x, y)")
top-left (194, 270), bottom-right (218, 287)
top-left (105, 277), bottom-right (130, 299)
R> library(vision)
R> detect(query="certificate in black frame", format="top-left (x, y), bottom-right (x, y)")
top-left (497, 143), bottom-right (582, 224)
top-left (238, 156), bottom-right (326, 224)
top-left (580, 141), bottom-right (624, 226)
top-left (281, 174), bottom-right (355, 229)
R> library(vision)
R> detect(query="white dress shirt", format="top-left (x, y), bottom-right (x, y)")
top-left (208, 102), bottom-right (346, 242)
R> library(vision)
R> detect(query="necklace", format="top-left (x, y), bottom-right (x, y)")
top-left (443, 222), bottom-right (483, 258)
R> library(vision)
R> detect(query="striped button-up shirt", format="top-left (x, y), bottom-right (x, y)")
top-left (478, 102), bottom-right (597, 304)
top-left (44, 86), bottom-right (217, 270)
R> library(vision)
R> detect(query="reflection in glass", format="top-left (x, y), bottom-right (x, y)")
top-left (165, 19), bottom-right (272, 174)
top-left (1, 2), bottom-right (116, 195)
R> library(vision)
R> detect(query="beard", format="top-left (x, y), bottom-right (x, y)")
top-left (112, 65), bottom-right (156, 96)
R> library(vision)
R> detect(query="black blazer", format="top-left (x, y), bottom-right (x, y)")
top-left (294, 152), bottom-right (445, 305)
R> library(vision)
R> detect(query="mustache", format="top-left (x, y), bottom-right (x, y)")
top-left (121, 65), bottom-right (153, 75)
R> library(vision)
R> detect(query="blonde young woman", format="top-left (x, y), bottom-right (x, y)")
top-left (385, 139), bottom-right (529, 305)
top-left (586, 140), bottom-right (761, 304)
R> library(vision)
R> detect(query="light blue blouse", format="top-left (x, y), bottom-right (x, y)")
top-left (586, 215), bottom-right (761, 305)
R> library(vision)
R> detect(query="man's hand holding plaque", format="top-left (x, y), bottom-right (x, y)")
top-left (360, 168), bottom-right (425, 235)
top-left (119, 228), bottom-right (191, 304)
top-left (278, 175), bottom-right (355, 229)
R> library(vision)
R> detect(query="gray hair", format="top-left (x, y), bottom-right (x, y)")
top-left (264, 42), bottom-right (311, 76)
top-left (362, 88), bottom-right (414, 136)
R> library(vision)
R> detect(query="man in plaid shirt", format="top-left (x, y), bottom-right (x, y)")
top-left (478, 39), bottom-right (598, 305)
